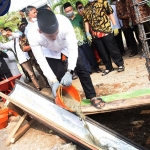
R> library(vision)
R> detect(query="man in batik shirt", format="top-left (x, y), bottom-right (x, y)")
top-left (83, 0), bottom-right (124, 76)
top-left (126, 0), bottom-right (150, 46)
top-left (116, 0), bottom-right (138, 57)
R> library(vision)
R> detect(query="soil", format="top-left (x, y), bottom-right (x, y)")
top-left (0, 46), bottom-right (150, 149)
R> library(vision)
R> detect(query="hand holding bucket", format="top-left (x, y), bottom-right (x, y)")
top-left (55, 84), bottom-right (81, 112)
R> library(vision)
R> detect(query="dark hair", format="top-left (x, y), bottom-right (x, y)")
top-left (3, 27), bottom-right (12, 32)
top-left (25, 5), bottom-right (36, 16)
top-left (63, 2), bottom-right (72, 10)
top-left (76, 1), bottom-right (83, 8)
top-left (41, 4), bottom-right (50, 9)
top-left (20, 8), bottom-right (26, 13)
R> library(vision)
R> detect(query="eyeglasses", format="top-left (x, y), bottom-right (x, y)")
top-left (77, 6), bottom-right (83, 10)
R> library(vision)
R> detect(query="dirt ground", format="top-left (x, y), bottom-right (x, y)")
top-left (1, 46), bottom-right (150, 150)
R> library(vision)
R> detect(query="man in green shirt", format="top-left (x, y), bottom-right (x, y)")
top-left (63, 2), bottom-right (101, 73)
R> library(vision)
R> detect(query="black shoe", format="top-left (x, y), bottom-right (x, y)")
top-left (118, 65), bottom-right (125, 72)
top-left (72, 73), bottom-right (78, 80)
top-left (102, 68), bottom-right (114, 76)
top-left (121, 52), bottom-right (126, 56)
top-left (94, 67), bottom-right (102, 73)
top-left (129, 53), bottom-right (137, 57)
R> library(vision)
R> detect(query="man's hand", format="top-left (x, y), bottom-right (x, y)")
top-left (60, 72), bottom-right (72, 86)
top-left (112, 25), bottom-right (119, 36)
top-left (86, 32), bottom-right (92, 44)
top-left (51, 81), bottom-right (60, 98)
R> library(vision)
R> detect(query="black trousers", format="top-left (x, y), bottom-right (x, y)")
top-left (0, 72), bottom-right (12, 81)
top-left (122, 28), bottom-right (131, 48)
top-left (132, 25), bottom-right (142, 45)
top-left (114, 29), bottom-right (125, 54)
top-left (93, 33), bottom-right (124, 70)
top-left (123, 27), bottom-right (138, 54)
top-left (78, 46), bottom-right (92, 73)
top-left (46, 51), bottom-right (96, 99)
top-left (79, 43), bottom-right (99, 69)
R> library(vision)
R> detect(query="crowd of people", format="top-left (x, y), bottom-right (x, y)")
top-left (0, 0), bottom-right (149, 109)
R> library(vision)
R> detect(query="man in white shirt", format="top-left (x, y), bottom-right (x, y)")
top-left (27, 9), bottom-right (105, 109)
top-left (0, 27), bottom-right (41, 90)
top-left (24, 5), bottom-right (37, 35)
top-left (25, 5), bottom-right (60, 60)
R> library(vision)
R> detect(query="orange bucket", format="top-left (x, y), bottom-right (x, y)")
top-left (55, 85), bottom-right (81, 112)
top-left (0, 108), bottom-right (9, 129)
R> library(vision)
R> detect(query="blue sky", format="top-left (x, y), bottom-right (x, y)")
top-left (9, 0), bottom-right (47, 12)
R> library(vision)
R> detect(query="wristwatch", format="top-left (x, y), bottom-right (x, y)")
top-left (67, 69), bottom-right (74, 75)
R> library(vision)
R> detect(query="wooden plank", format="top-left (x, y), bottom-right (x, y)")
top-left (10, 119), bottom-right (35, 144)
top-left (81, 95), bottom-right (150, 115)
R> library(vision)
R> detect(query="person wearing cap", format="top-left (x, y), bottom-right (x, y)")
top-left (63, 2), bottom-right (101, 74)
top-left (24, 5), bottom-right (61, 72)
top-left (27, 9), bottom-right (105, 109)
top-left (0, 27), bottom-right (42, 91)
top-left (83, 0), bottom-right (125, 76)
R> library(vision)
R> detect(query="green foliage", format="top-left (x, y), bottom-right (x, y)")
top-left (147, 1), bottom-right (150, 7)
top-left (0, 11), bottom-right (21, 42)
top-left (52, 0), bottom-right (88, 14)
top-left (0, 11), bottom-right (21, 31)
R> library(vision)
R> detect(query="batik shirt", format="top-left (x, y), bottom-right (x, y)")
top-left (83, 0), bottom-right (113, 33)
top-left (70, 14), bottom-right (87, 46)
top-left (19, 34), bottom-right (29, 49)
top-left (116, 0), bottom-right (130, 29)
top-left (19, 34), bottom-right (34, 62)
top-left (126, 0), bottom-right (150, 24)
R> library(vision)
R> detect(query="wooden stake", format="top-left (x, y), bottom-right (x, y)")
top-left (10, 119), bottom-right (35, 144)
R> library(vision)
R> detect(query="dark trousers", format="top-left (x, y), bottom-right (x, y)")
top-left (78, 46), bottom-right (92, 73)
top-left (114, 29), bottom-right (125, 54)
top-left (94, 33), bottom-right (124, 70)
top-left (46, 51), bottom-right (96, 99)
top-left (132, 25), bottom-right (142, 45)
top-left (122, 29), bottom-right (131, 48)
top-left (79, 43), bottom-right (99, 69)
top-left (123, 27), bottom-right (138, 54)
top-left (0, 72), bottom-right (12, 81)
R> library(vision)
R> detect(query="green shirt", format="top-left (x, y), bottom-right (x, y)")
top-left (69, 14), bottom-right (87, 46)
